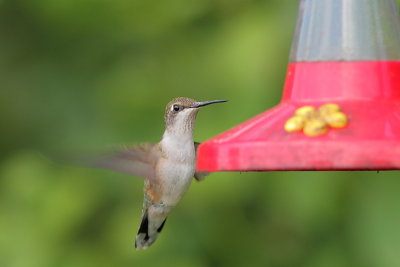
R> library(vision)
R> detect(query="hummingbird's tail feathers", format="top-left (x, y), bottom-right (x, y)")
top-left (135, 210), bottom-right (168, 250)
top-left (136, 213), bottom-right (150, 246)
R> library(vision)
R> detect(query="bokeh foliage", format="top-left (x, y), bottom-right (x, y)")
top-left (1, 0), bottom-right (400, 266)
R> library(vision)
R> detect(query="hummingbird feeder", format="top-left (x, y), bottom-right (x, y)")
top-left (197, 0), bottom-right (400, 171)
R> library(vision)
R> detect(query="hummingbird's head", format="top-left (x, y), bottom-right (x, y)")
top-left (164, 97), bottom-right (227, 135)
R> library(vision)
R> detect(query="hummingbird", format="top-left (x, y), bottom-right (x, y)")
top-left (91, 97), bottom-right (227, 250)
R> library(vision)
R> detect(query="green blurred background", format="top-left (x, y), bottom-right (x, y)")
top-left (2, 0), bottom-right (400, 266)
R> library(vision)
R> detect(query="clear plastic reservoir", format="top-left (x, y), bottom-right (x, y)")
top-left (290, 0), bottom-right (400, 61)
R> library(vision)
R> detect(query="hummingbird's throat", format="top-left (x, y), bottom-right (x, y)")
top-left (161, 129), bottom-right (196, 163)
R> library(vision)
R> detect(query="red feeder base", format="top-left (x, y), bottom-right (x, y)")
top-left (197, 61), bottom-right (400, 171)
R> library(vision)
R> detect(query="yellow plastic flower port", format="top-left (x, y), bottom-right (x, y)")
top-left (303, 119), bottom-right (328, 136)
top-left (324, 111), bottom-right (348, 128)
top-left (295, 105), bottom-right (317, 118)
top-left (284, 103), bottom-right (349, 136)
top-left (284, 116), bottom-right (306, 132)
top-left (318, 103), bottom-right (341, 116)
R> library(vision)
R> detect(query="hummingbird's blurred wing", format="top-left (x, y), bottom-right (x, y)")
top-left (92, 143), bottom-right (161, 181)
top-left (194, 142), bottom-right (210, 181)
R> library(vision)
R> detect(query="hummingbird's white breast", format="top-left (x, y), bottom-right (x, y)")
top-left (157, 131), bottom-right (196, 206)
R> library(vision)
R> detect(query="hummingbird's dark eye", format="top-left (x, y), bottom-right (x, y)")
top-left (172, 104), bottom-right (181, 112)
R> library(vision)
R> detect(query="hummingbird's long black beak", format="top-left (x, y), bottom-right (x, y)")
top-left (193, 99), bottom-right (228, 108)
